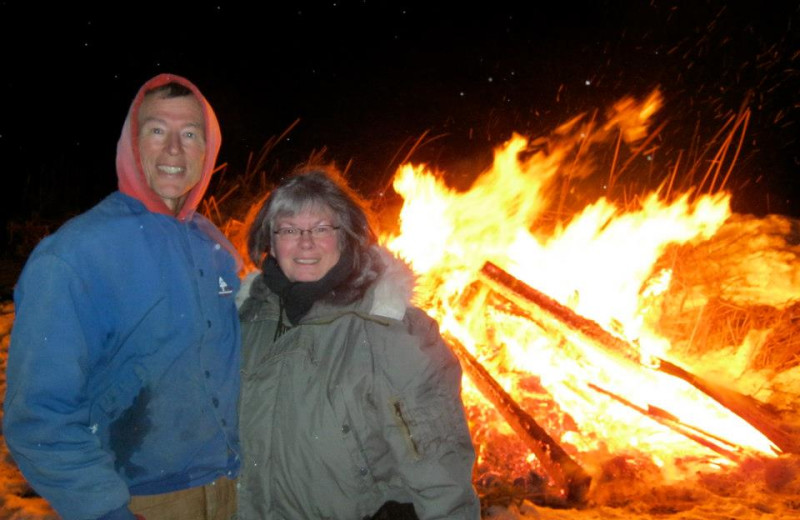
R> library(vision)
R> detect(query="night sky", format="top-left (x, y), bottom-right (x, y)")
top-left (1, 1), bottom-right (798, 244)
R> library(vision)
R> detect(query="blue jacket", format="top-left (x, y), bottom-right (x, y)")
top-left (3, 74), bottom-right (241, 520)
top-left (4, 192), bottom-right (241, 519)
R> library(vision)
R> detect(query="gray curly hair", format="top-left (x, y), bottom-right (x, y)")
top-left (247, 165), bottom-right (384, 303)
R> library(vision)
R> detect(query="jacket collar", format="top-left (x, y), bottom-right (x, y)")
top-left (237, 246), bottom-right (416, 322)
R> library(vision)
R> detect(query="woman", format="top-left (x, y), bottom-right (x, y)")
top-left (236, 166), bottom-right (480, 519)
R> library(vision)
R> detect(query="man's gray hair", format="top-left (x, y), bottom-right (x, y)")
top-left (248, 165), bottom-right (384, 303)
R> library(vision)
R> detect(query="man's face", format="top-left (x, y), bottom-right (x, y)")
top-left (138, 94), bottom-right (206, 213)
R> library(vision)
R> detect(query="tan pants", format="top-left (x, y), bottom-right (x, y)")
top-left (128, 476), bottom-right (237, 520)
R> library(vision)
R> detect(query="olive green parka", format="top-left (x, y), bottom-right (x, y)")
top-left (237, 248), bottom-right (479, 519)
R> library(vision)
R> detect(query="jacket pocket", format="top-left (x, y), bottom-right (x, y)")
top-left (390, 398), bottom-right (422, 460)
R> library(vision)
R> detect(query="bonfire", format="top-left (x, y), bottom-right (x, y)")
top-left (1, 90), bottom-right (799, 519)
top-left (375, 90), bottom-right (800, 518)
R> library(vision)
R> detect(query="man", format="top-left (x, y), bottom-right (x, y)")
top-left (4, 74), bottom-right (241, 520)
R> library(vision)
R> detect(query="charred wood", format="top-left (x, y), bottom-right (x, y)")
top-left (444, 333), bottom-right (591, 506)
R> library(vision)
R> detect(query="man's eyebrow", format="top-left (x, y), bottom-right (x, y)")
top-left (139, 116), bottom-right (166, 126)
top-left (139, 117), bottom-right (204, 128)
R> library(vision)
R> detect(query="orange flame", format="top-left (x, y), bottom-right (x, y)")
top-left (383, 90), bottom-right (779, 480)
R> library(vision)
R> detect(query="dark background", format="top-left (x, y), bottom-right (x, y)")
top-left (1, 1), bottom-right (798, 248)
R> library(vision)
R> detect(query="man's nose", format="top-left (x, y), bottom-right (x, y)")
top-left (167, 132), bottom-right (182, 155)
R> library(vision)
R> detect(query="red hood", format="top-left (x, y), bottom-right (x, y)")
top-left (116, 73), bottom-right (221, 221)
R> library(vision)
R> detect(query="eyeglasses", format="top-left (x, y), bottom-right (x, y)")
top-left (273, 225), bottom-right (341, 241)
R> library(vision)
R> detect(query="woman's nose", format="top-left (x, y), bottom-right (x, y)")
top-left (298, 232), bottom-right (315, 247)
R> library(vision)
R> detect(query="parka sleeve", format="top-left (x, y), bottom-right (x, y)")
top-left (369, 307), bottom-right (481, 520)
top-left (3, 253), bottom-right (134, 520)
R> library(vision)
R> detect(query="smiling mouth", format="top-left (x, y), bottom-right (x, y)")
top-left (295, 258), bottom-right (320, 265)
top-left (157, 165), bottom-right (185, 175)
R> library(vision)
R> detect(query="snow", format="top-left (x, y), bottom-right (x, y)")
top-left (1, 300), bottom-right (800, 519)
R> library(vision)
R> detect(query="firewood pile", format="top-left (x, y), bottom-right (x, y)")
top-left (454, 213), bottom-right (800, 518)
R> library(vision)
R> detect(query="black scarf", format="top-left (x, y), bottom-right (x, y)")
top-left (261, 249), bottom-right (354, 327)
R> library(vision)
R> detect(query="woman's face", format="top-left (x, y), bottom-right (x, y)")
top-left (273, 206), bottom-right (342, 282)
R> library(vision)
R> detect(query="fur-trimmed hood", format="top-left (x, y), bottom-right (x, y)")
top-left (365, 246), bottom-right (416, 319)
top-left (236, 246), bottom-right (416, 320)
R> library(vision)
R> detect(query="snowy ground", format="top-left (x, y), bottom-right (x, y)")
top-left (2, 300), bottom-right (800, 519)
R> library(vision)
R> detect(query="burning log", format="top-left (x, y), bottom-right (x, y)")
top-left (656, 360), bottom-right (799, 454)
top-left (479, 262), bottom-right (640, 363)
top-left (586, 383), bottom-right (743, 462)
top-left (444, 333), bottom-right (592, 506)
top-left (479, 261), bottom-right (798, 455)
